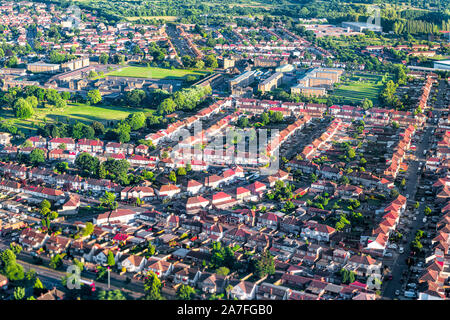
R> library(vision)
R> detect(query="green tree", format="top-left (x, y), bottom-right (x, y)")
top-left (14, 98), bottom-right (34, 119)
top-left (128, 112), bottom-right (146, 131)
top-left (176, 284), bottom-right (196, 300)
top-left (14, 287), bottom-right (26, 300)
top-left (216, 266), bottom-right (230, 276)
top-left (75, 152), bottom-right (99, 176)
top-left (6, 55), bottom-right (18, 68)
top-left (26, 95), bottom-right (39, 108)
top-left (126, 90), bottom-right (146, 108)
top-left (148, 242), bottom-right (156, 256)
top-left (347, 148), bottom-right (356, 159)
top-left (177, 167), bottom-right (187, 176)
top-left (158, 98), bottom-right (176, 115)
top-left (81, 222), bottom-right (95, 237)
top-left (87, 89), bottom-right (102, 105)
top-left (49, 254), bottom-right (63, 270)
top-left (98, 289), bottom-right (127, 300)
top-left (99, 53), bottom-right (109, 64)
top-left (361, 98), bottom-right (373, 110)
top-left (204, 55), bottom-right (218, 68)
top-left (100, 191), bottom-right (118, 216)
top-left (144, 271), bottom-right (162, 300)
top-left (92, 121), bottom-right (105, 136)
top-left (168, 171), bottom-right (177, 184)
top-left (9, 243), bottom-right (22, 255)
top-left (33, 277), bottom-right (46, 296)
top-left (29, 149), bottom-right (45, 166)
top-left (254, 251), bottom-right (275, 279)
top-left (71, 122), bottom-right (95, 139)
top-left (107, 251), bottom-right (115, 267)
top-left (56, 161), bottom-right (69, 173)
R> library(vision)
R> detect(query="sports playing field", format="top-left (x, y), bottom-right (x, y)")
top-left (331, 73), bottom-right (392, 105)
top-left (107, 66), bottom-right (208, 80)
top-left (1, 103), bottom-right (152, 135)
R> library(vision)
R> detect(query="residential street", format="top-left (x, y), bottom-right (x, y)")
top-left (15, 251), bottom-right (145, 299)
top-left (383, 93), bottom-right (443, 299)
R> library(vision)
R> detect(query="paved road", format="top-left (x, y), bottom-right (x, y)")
top-left (15, 251), bottom-right (145, 299)
top-left (383, 127), bottom-right (431, 298)
top-left (382, 86), bottom-right (444, 298)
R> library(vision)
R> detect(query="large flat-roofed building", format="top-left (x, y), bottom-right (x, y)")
top-left (61, 57), bottom-right (90, 71)
top-left (292, 67), bottom-right (343, 97)
top-left (342, 22), bottom-right (382, 33)
top-left (433, 60), bottom-right (450, 70)
top-left (315, 68), bottom-right (344, 82)
top-left (254, 57), bottom-right (287, 68)
top-left (258, 72), bottom-right (283, 93)
top-left (27, 61), bottom-right (60, 73)
top-left (308, 77), bottom-right (333, 87)
top-left (49, 65), bottom-right (95, 83)
top-left (0, 68), bottom-right (27, 76)
top-left (2, 79), bottom-right (40, 90)
top-left (276, 64), bottom-right (295, 73)
top-left (229, 70), bottom-right (257, 90)
top-left (297, 67), bottom-right (343, 88)
top-left (222, 57), bottom-right (236, 70)
top-left (291, 84), bottom-right (326, 97)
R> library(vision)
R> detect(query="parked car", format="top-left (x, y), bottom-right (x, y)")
top-left (407, 283), bottom-right (417, 289)
top-left (404, 290), bottom-right (417, 298)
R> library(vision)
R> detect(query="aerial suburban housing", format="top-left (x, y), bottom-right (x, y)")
top-left (0, 0), bottom-right (449, 306)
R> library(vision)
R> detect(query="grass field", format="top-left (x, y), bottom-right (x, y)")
top-left (1, 103), bottom-right (152, 135)
top-left (107, 66), bottom-right (208, 80)
top-left (331, 73), bottom-right (392, 105)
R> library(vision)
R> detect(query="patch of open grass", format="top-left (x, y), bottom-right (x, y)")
top-left (107, 66), bottom-right (209, 80)
top-left (1, 103), bottom-right (153, 135)
top-left (331, 72), bottom-right (392, 105)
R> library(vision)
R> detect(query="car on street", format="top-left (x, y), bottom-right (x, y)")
top-left (404, 291), bottom-right (417, 298)
top-left (407, 283), bottom-right (417, 289)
